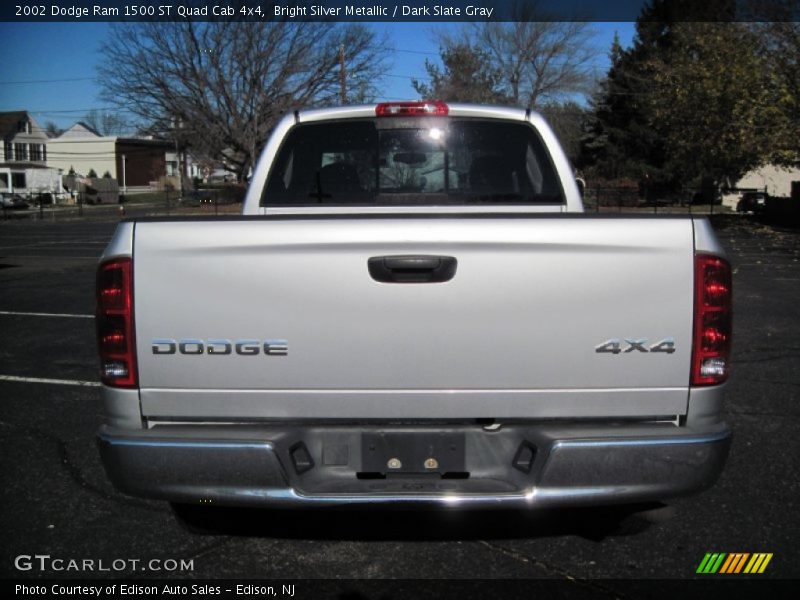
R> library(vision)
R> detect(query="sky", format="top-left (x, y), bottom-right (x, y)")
top-left (0, 20), bottom-right (636, 131)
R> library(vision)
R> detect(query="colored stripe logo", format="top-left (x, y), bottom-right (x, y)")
top-left (696, 553), bottom-right (773, 574)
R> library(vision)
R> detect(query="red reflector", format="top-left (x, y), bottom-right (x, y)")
top-left (703, 263), bottom-right (730, 307)
top-left (100, 286), bottom-right (124, 305)
top-left (96, 258), bottom-right (137, 388)
top-left (102, 330), bottom-right (126, 353)
top-left (98, 265), bottom-right (129, 311)
top-left (692, 255), bottom-right (732, 386)
top-left (701, 326), bottom-right (727, 352)
top-left (376, 101), bottom-right (449, 117)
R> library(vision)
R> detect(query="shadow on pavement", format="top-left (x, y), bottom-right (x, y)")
top-left (171, 502), bottom-right (676, 542)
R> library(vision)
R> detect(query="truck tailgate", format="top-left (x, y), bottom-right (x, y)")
top-left (133, 216), bottom-right (695, 420)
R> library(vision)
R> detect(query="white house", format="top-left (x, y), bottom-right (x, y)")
top-left (57, 122), bottom-right (102, 139)
top-left (0, 111), bottom-right (62, 197)
top-left (48, 125), bottom-right (172, 192)
top-left (736, 164), bottom-right (800, 198)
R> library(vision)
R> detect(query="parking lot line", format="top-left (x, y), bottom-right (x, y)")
top-left (0, 255), bottom-right (100, 259)
top-left (0, 375), bottom-right (100, 387)
top-left (0, 310), bottom-right (93, 319)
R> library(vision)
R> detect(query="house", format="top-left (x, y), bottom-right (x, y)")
top-left (48, 125), bottom-right (172, 193)
top-left (0, 111), bottom-right (62, 198)
top-left (721, 164), bottom-right (800, 209)
top-left (58, 122), bottom-right (102, 139)
top-left (165, 151), bottom-right (220, 185)
top-left (736, 164), bottom-right (800, 198)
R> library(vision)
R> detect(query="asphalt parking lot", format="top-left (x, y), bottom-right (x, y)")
top-left (0, 214), bottom-right (798, 595)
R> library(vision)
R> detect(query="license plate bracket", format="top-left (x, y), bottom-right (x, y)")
top-left (361, 432), bottom-right (465, 474)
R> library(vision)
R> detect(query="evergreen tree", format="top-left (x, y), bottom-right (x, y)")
top-left (580, 0), bottom-right (783, 193)
top-left (412, 43), bottom-right (507, 104)
top-left (580, 22), bottom-right (672, 190)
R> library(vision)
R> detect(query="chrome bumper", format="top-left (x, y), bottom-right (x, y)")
top-left (97, 422), bottom-right (731, 509)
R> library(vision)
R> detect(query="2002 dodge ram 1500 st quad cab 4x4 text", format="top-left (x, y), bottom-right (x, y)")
top-left (96, 101), bottom-right (732, 510)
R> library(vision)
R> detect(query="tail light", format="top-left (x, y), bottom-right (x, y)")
top-left (692, 255), bottom-right (732, 386)
top-left (96, 257), bottom-right (137, 388)
top-left (376, 101), bottom-right (449, 117)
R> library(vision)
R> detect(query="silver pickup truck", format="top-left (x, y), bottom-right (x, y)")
top-left (96, 102), bottom-right (732, 511)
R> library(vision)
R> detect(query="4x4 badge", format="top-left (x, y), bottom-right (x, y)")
top-left (595, 338), bottom-right (676, 354)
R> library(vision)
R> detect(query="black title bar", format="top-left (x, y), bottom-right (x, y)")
top-left (4, 1), bottom-right (799, 23)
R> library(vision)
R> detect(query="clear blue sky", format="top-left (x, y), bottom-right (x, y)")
top-left (0, 21), bottom-right (635, 131)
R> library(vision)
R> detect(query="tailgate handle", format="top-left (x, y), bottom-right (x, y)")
top-left (368, 255), bottom-right (457, 284)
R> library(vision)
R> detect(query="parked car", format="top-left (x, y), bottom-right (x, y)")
top-left (0, 193), bottom-right (30, 210)
top-left (737, 191), bottom-right (768, 214)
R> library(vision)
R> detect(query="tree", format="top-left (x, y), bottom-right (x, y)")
top-left (580, 24), bottom-right (674, 186)
top-left (87, 169), bottom-right (98, 178)
top-left (647, 22), bottom-right (777, 188)
top-left (98, 22), bottom-right (390, 181)
top-left (539, 101), bottom-right (587, 165)
top-left (752, 20), bottom-right (800, 166)
top-left (44, 121), bottom-right (64, 138)
top-left (470, 0), bottom-right (596, 108)
top-left (83, 109), bottom-right (132, 136)
top-left (418, 1), bottom-right (596, 109)
top-left (411, 43), bottom-right (507, 103)
top-left (579, 0), bottom-right (780, 192)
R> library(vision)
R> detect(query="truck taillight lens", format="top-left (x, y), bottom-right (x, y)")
top-left (692, 255), bottom-right (732, 386)
top-left (376, 101), bottom-right (449, 117)
top-left (96, 257), bottom-right (137, 388)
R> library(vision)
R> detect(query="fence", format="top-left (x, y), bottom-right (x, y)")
top-left (581, 186), bottom-right (730, 215)
top-left (5, 187), bottom-right (793, 222)
top-left (1, 188), bottom-right (244, 222)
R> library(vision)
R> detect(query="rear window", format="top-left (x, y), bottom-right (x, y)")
top-left (261, 118), bottom-right (564, 206)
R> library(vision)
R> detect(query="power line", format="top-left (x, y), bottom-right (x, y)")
top-left (28, 108), bottom-right (138, 115)
top-left (393, 48), bottom-right (439, 56)
top-left (0, 47), bottom-right (439, 87)
top-left (0, 77), bottom-right (97, 85)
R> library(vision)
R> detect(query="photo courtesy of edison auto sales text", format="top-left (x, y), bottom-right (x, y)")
top-left (15, 584), bottom-right (297, 596)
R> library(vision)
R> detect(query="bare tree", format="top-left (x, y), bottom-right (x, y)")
top-left (433, 1), bottom-right (596, 108)
top-left (98, 22), bottom-right (390, 181)
top-left (43, 121), bottom-right (64, 138)
top-left (83, 109), bottom-right (132, 136)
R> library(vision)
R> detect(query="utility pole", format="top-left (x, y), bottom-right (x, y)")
top-left (251, 110), bottom-right (258, 181)
top-left (175, 142), bottom-right (182, 193)
top-left (339, 44), bottom-right (347, 105)
top-left (121, 154), bottom-right (127, 196)
top-left (174, 119), bottom-right (183, 197)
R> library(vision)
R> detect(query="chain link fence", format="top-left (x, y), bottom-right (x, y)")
top-left (5, 186), bottom-right (794, 223)
top-left (1, 187), bottom-right (245, 222)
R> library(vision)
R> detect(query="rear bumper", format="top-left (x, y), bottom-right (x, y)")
top-left (97, 421), bottom-right (731, 509)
